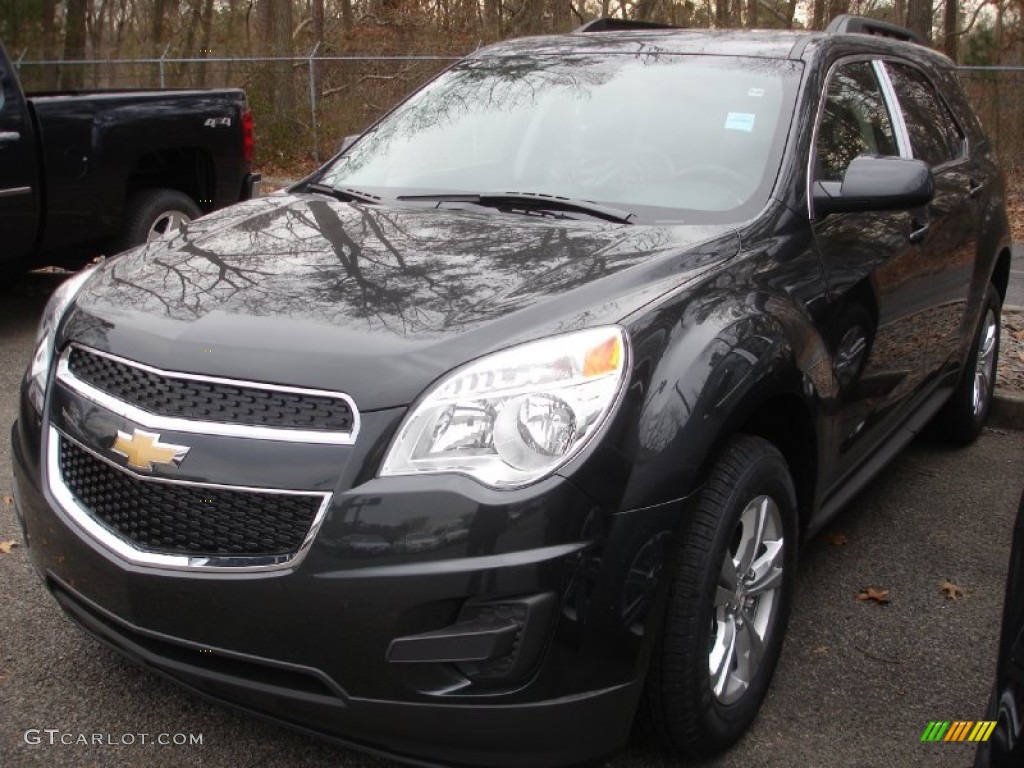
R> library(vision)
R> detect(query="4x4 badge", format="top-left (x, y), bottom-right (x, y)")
top-left (111, 429), bottom-right (190, 472)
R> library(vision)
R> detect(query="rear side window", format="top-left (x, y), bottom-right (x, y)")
top-left (885, 62), bottom-right (964, 167)
top-left (815, 61), bottom-right (898, 182)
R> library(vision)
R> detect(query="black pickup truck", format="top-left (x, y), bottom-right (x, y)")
top-left (0, 41), bottom-right (259, 276)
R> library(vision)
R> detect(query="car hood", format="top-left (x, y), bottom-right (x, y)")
top-left (64, 194), bottom-right (739, 410)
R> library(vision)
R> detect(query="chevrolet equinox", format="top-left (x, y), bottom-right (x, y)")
top-left (11, 14), bottom-right (1012, 767)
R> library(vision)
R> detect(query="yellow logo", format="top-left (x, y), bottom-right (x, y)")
top-left (111, 429), bottom-right (190, 472)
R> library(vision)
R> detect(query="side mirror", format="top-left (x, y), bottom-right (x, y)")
top-left (813, 155), bottom-right (934, 217)
top-left (337, 134), bottom-right (360, 154)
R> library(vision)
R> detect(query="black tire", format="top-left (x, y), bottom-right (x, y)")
top-left (933, 284), bottom-right (1001, 445)
top-left (115, 188), bottom-right (202, 253)
top-left (642, 434), bottom-right (798, 757)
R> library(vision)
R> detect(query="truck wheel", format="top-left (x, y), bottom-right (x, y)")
top-left (642, 434), bottom-right (797, 757)
top-left (117, 189), bottom-right (202, 251)
top-left (933, 283), bottom-right (1001, 445)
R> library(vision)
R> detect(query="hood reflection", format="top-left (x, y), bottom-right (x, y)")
top-left (68, 195), bottom-right (736, 409)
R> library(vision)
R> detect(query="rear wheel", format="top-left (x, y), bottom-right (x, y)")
top-left (933, 284), bottom-right (1001, 445)
top-left (116, 188), bottom-right (201, 253)
top-left (642, 434), bottom-right (798, 756)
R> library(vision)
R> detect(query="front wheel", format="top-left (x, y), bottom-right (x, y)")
top-left (642, 434), bottom-right (798, 757)
top-left (116, 189), bottom-right (202, 252)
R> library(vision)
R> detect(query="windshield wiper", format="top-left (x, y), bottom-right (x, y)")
top-left (396, 191), bottom-right (634, 225)
top-left (306, 182), bottom-right (382, 205)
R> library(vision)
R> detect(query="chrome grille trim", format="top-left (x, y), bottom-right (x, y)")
top-left (56, 344), bottom-right (360, 445)
top-left (45, 427), bottom-right (333, 572)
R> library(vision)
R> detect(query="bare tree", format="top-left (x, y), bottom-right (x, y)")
top-left (893, 0), bottom-right (907, 26)
top-left (943, 0), bottom-right (958, 60)
top-left (716, 0), bottom-right (731, 28)
top-left (271, 0), bottom-right (295, 118)
top-left (812, 0), bottom-right (826, 30)
top-left (39, 0), bottom-right (59, 87)
top-left (830, 0), bottom-right (850, 20)
top-left (906, 0), bottom-right (933, 42)
top-left (152, 0), bottom-right (168, 56)
top-left (313, 0), bottom-right (325, 45)
top-left (62, 0), bottom-right (88, 88)
top-left (552, 0), bottom-right (573, 29)
top-left (340, 0), bottom-right (355, 33)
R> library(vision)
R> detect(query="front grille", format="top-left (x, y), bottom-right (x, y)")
top-left (59, 439), bottom-right (321, 557)
top-left (67, 346), bottom-right (355, 432)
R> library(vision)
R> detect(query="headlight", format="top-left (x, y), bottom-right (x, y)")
top-left (380, 326), bottom-right (628, 488)
top-left (26, 265), bottom-right (100, 414)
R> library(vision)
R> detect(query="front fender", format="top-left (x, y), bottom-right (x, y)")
top-left (640, 296), bottom-right (831, 508)
top-left (562, 279), bottom-right (835, 515)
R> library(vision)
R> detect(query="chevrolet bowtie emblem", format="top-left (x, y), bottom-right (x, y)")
top-left (111, 429), bottom-right (190, 472)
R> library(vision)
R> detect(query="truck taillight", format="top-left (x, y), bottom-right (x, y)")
top-left (241, 109), bottom-right (254, 165)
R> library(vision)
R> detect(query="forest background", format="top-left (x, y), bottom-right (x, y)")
top-left (0, 0), bottom-right (1021, 232)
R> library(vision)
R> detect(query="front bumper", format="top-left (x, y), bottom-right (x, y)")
top-left (12, 410), bottom-right (683, 766)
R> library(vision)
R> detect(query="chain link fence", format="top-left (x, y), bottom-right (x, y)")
top-left (12, 54), bottom-right (1024, 172)
top-left (14, 53), bottom-right (460, 166)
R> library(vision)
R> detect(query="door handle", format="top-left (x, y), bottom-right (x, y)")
top-left (0, 131), bottom-right (20, 143)
top-left (968, 178), bottom-right (984, 198)
top-left (909, 219), bottom-right (930, 244)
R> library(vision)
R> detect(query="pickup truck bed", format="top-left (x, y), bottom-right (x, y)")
top-left (0, 42), bottom-right (259, 275)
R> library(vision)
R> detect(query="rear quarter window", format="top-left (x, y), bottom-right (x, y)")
top-left (885, 62), bottom-right (965, 166)
top-left (936, 67), bottom-right (988, 148)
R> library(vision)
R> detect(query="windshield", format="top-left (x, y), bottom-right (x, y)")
top-left (318, 52), bottom-right (801, 224)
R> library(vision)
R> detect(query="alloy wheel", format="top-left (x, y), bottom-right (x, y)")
top-left (709, 494), bottom-right (785, 705)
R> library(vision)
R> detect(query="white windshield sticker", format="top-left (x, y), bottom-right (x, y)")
top-left (724, 112), bottom-right (756, 132)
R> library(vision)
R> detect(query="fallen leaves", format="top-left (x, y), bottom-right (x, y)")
top-left (851, 580), bottom-right (968, 605)
top-left (856, 585), bottom-right (891, 604)
top-left (823, 533), bottom-right (849, 546)
top-left (940, 580), bottom-right (966, 601)
top-left (1, 495), bottom-right (12, 507)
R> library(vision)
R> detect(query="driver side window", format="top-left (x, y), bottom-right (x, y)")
top-left (816, 62), bottom-right (898, 182)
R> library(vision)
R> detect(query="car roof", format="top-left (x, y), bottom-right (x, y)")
top-left (474, 29), bottom-right (812, 60)
top-left (471, 27), bottom-right (954, 69)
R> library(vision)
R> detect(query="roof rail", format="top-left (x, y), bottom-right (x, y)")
top-left (574, 18), bottom-right (675, 33)
top-left (826, 14), bottom-right (925, 45)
